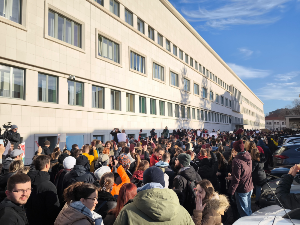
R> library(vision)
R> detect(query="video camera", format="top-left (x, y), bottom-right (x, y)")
top-left (0, 122), bottom-right (12, 147)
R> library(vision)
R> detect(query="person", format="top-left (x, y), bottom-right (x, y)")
top-left (0, 173), bottom-right (31, 225)
top-left (173, 153), bottom-right (202, 215)
top-left (110, 128), bottom-right (120, 143)
top-left (162, 126), bottom-right (169, 139)
top-left (70, 144), bottom-right (79, 157)
top-left (63, 155), bottom-right (95, 189)
top-left (215, 151), bottom-right (228, 195)
top-left (1, 149), bottom-right (23, 175)
top-left (82, 145), bottom-right (98, 172)
top-left (155, 152), bottom-right (176, 189)
top-left (251, 147), bottom-right (267, 205)
top-left (26, 155), bottom-right (60, 225)
top-left (150, 128), bottom-right (156, 138)
top-left (227, 140), bottom-right (253, 218)
top-left (42, 140), bottom-right (52, 155)
top-left (95, 148), bottom-right (110, 170)
top-left (94, 172), bottom-right (117, 219)
top-left (104, 183), bottom-right (137, 225)
top-left (276, 164), bottom-right (300, 210)
top-left (131, 160), bottom-right (149, 187)
top-left (7, 125), bottom-right (21, 148)
top-left (113, 167), bottom-right (194, 225)
top-left (95, 140), bottom-right (104, 154)
top-left (54, 182), bottom-right (103, 225)
top-left (149, 147), bottom-right (165, 167)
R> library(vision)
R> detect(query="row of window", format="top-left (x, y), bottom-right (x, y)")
top-left (266, 122), bottom-right (285, 125)
top-left (242, 95), bottom-right (264, 114)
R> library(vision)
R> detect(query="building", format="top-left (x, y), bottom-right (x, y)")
top-left (265, 116), bottom-right (286, 130)
top-left (0, 0), bottom-right (265, 163)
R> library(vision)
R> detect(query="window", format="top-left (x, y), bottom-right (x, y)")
top-left (199, 64), bottom-right (202, 73)
top-left (192, 108), bottom-right (195, 119)
top-left (94, 0), bottom-right (104, 6)
top-left (183, 78), bottom-right (190, 92)
top-left (206, 69), bottom-right (209, 77)
top-left (48, 10), bottom-right (81, 48)
top-left (216, 94), bottom-right (219, 103)
top-left (185, 54), bottom-right (189, 64)
top-left (126, 93), bottom-right (134, 112)
top-left (109, 0), bottom-right (119, 17)
top-left (201, 110), bottom-right (204, 120)
top-left (137, 18), bottom-right (144, 34)
top-left (282, 122), bottom-right (285, 125)
top-left (194, 83), bottom-right (199, 95)
top-left (153, 63), bottom-right (164, 81)
top-left (170, 71), bottom-right (178, 87)
top-left (187, 107), bottom-right (191, 119)
top-left (173, 45), bottom-right (177, 56)
top-left (150, 99), bottom-right (156, 115)
top-left (159, 101), bottom-right (165, 116)
top-left (175, 104), bottom-right (179, 118)
top-left (0, 64), bottom-right (24, 99)
top-left (139, 96), bottom-right (146, 113)
top-left (93, 135), bottom-right (104, 142)
top-left (210, 72), bottom-right (212, 80)
top-left (197, 109), bottom-right (200, 120)
top-left (204, 111), bottom-right (208, 121)
top-left (179, 49), bottom-right (183, 60)
top-left (168, 103), bottom-right (172, 117)
top-left (148, 26), bottom-right (154, 41)
top-left (202, 87), bottom-right (207, 98)
top-left (190, 58), bottom-right (193, 67)
top-left (111, 90), bottom-right (121, 110)
top-left (208, 112), bottom-right (211, 121)
top-left (38, 73), bottom-right (58, 103)
top-left (212, 112), bottom-right (214, 122)
top-left (195, 61), bottom-right (198, 70)
top-left (130, 51), bottom-right (145, 74)
top-left (181, 105), bottom-right (185, 118)
top-left (125, 8), bottom-right (133, 26)
top-left (92, 85), bottom-right (104, 108)
top-left (203, 67), bottom-right (205, 75)
top-left (229, 100), bottom-right (232, 108)
top-left (68, 80), bottom-right (83, 106)
top-left (157, 33), bottom-right (163, 46)
top-left (0, 0), bottom-right (21, 24)
top-left (225, 98), bottom-right (228, 107)
top-left (166, 39), bottom-right (171, 52)
top-left (221, 96), bottom-right (224, 105)
top-left (209, 91), bottom-right (213, 101)
top-left (98, 35), bottom-right (120, 63)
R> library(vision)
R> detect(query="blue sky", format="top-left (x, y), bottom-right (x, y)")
top-left (169, 0), bottom-right (300, 115)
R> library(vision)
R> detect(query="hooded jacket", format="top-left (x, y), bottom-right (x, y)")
top-left (25, 170), bottom-right (60, 225)
top-left (252, 153), bottom-right (267, 186)
top-left (62, 165), bottom-right (95, 189)
top-left (228, 151), bottom-right (253, 195)
top-left (149, 154), bottom-right (159, 167)
top-left (0, 198), bottom-right (28, 225)
top-left (113, 183), bottom-right (195, 225)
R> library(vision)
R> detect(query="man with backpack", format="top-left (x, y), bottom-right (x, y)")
top-left (155, 152), bottom-right (176, 189)
top-left (173, 153), bottom-right (202, 215)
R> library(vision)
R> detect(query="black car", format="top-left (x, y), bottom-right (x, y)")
top-left (273, 144), bottom-right (300, 167)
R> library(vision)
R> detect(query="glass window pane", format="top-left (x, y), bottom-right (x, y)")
top-left (11, 67), bottom-right (24, 99)
top-left (38, 74), bottom-right (47, 102)
top-left (48, 75), bottom-right (57, 103)
top-left (0, 0), bottom-right (4, 17)
top-left (75, 82), bottom-right (83, 106)
top-left (48, 11), bottom-right (55, 37)
top-left (65, 19), bottom-right (72, 44)
top-left (8, 0), bottom-right (21, 23)
top-left (0, 65), bottom-right (11, 97)
top-left (58, 15), bottom-right (64, 41)
top-left (74, 23), bottom-right (80, 47)
top-left (68, 80), bottom-right (75, 105)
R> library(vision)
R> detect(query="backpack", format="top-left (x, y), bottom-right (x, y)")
top-left (183, 178), bottom-right (197, 216)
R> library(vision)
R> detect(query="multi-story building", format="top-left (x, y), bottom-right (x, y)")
top-left (265, 116), bottom-right (286, 130)
top-left (0, 0), bottom-right (264, 163)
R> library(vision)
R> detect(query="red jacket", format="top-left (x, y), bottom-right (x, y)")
top-left (228, 151), bottom-right (253, 195)
top-left (150, 154), bottom-right (159, 167)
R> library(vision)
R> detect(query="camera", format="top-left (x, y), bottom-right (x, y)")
top-left (0, 122), bottom-right (12, 147)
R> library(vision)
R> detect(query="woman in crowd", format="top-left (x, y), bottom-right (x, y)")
top-left (131, 160), bottom-right (149, 187)
top-left (104, 183), bottom-right (137, 225)
top-left (215, 151), bottom-right (228, 194)
top-left (55, 182), bottom-right (103, 225)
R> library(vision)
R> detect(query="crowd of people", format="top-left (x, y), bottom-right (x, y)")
top-left (0, 126), bottom-right (299, 225)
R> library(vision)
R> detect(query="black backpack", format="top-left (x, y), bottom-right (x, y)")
top-left (184, 179), bottom-right (197, 216)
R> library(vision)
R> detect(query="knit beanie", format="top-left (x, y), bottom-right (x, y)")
top-left (143, 167), bottom-right (165, 187)
top-left (63, 156), bottom-right (76, 169)
top-left (233, 140), bottom-right (244, 152)
top-left (76, 155), bottom-right (89, 166)
top-left (94, 166), bottom-right (111, 180)
top-left (178, 153), bottom-right (191, 167)
top-left (44, 140), bottom-right (50, 145)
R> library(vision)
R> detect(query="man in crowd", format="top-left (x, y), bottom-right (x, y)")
top-left (110, 128), bottom-right (121, 143)
top-left (227, 139), bottom-right (253, 217)
top-left (26, 155), bottom-right (60, 225)
top-left (0, 173), bottom-right (31, 225)
top-left (149, 147), bottom-right (165, 167)
top-left (70, 144), bottom-right (79, 157)
top-left (155, 152), bottom-right (175, 189)
top-left (7, 125), bottom-right (21, 148)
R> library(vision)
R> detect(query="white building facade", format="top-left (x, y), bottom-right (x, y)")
top-left (0, 0), bottom-right (265, 163)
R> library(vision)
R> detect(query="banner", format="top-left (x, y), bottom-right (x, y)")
top-left (117, 133), bottom-right (126, 142)
top-left (20, 142), bottom-right (25, 163)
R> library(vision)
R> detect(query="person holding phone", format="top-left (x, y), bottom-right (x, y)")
top-left (110, 128), bottom-right (121, 144)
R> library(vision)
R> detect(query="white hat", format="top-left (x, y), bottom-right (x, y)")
top-left (63, 156), bottom-right (76, 169)
top-left (94, 166), bottom-right (111, 180)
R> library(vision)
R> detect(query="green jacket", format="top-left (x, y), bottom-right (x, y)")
top-left (162, 129), bottom-right (169, 138)
top-left (114, 187), bottom-right (194, 225)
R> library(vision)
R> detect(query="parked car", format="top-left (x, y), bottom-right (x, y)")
top-left (233, 205), bottom-right (300, 225)
top-left (273, 144), bottom-right (300, 167)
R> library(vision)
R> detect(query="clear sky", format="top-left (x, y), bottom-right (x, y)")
top-left (168, 0), bottom-right (300, 115)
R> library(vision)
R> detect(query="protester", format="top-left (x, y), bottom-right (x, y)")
top-left (155, 152), bottom-right (176, 189)
top-left (54, 182), bottom-right (103, 225)
top-left (149, 147), bottom-right (165, 166)
top-left (111, 157), bottom-right (130, 197)
top-left (0, 173), bottom-right (31, 225)
top-left (131, 160), bottom-right (149, 187)
top-left (82, 145), bottom-right (98, 172)
top-left (110, 128), bottom-right (120, 143)
top-left (26, 155), bottom-right (60, 225)
top-left (1, 149), bottom-right (23, 175)
top-left (70, 144), bottom-right (79, 157)
top-left (95, 148), bottom-right (110, 170)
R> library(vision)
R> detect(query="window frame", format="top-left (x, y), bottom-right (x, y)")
top-left (38, 73), bottom-right (58, 103)
top-left (202, 87), bottom-right (207, 99)
top-left (168, 102), bottom-right (173, 117)
top-left (175, 104), bottom-right (180, 118)
top-left (173, 44), bottom-right (177, 56)
top-left (124, 8), bottom-right (133, 26)
top-left (68, 80), bottom-right (84, 106)
top-left (179, 49), bottom-right (183, 60)
top-left (137, 17), bottom-right (144, 34)
top-left (181, 105), bottom-right (185, 118)
top-left (166, 39), bottom-right (171, 52)
top-left (193, 82), bottom-right (200, 96)
top-left (0, 0), bottom-right (27, 30)
top-left (45, 3), bottom-right (85, 52)
top-left (129, 47), bottom-right (147, 76)
top-left (148, 26), bottom-right (154, 41)
top-left (157, 33), bottom-right (163, 46)
top-left (187, 107), bottom-right (191, 119)
top-left (209, 90), bottom-right (213, 101)
top-left (159, 100), bottom-right (165, 116)
top-left (92, 85), bottom-right (105, 109)
top-left (185, 53), bottom-right (189, 64)
top-left (139, 96), bottom-right (146, 114)
top-left (192, 108), bottom-right (195, 120)
top-left (126, 93), bottom-right (135, 112)
top-left (111, 89), bottom-right (121, 111)
top-left (152, 60), bottom-right (165, 83)
top-left (190, 57), bottom-right (193, 67)
top-left (109, 0), bottom-right (120, 17)
top-left (169, 70), bottom-right (179, 88)
top-left (150, 98), bottom-right (156, 115)
top-left (183, 77), bottom-right (190, 92)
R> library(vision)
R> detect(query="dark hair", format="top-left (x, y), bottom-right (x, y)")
top-left (7, 173), bottom-right (31, 191)
top-left (74, 149), bottom-right (82, 158)
top-left (34, 155), bottom-right (51, 170)
top-left (155, 147), bottom-right (164, 153)
top-left (72, 144), bottom-right (78, 149)
top-left (124, 147), bottom-right (130, 154)
top-left (99, 172), bottom-right (114, 192)
top-left (211, 140), bottom-right (216, 146)
top-left (64, 182), bottom-right (97, 204)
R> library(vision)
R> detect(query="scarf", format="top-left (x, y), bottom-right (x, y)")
top-left (70, 201), bottom-right (103, 225)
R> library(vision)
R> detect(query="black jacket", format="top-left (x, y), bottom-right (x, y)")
top-left (7, 131), bottom-right (20, 147)
top-left (173, 166), bottom-right (202, 206)
top-left (54, 169), bottom-right (70, 208)
top-left (276, 174), bottom-right (300, 210)
top-left (252, 153), bottom-right (267, 186)
top-left (25, 170), bottom-right (60, 225)
top-left (62, 165), bottom-right (95, 189)
top-left (110, 130), bottom-right (120, 143)
top-left (0, 172), bottom-right (15, 202)
top-left (222, 148), bottom-right (231, 161)
top-left (94, 191), bottom-right (117, 219)
top-left (0, 198), bottom-right (28, 225)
